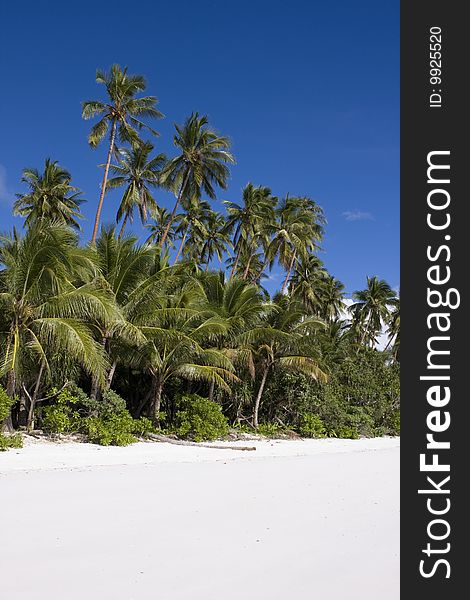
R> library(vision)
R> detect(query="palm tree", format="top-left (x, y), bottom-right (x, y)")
top-left (267, 195), bottom-right (324, 293)
top-left (159, 113), bottom-right (235, 247)
top-left (92, 226), bottom-right (168, 392)
top-left (198, 272), bottom-right (268, 334)
top-left (129, 287), bottom-right (238, 425)
top-left (145, 206), bottom-right (176, 247)
top-left (82, 64), bottom-right (163, 242)
top-left (0, 224), bottom-right (111, 430)
top-left (196, 272), bottom-right (268, 400)
top-left (13, 159), bottom-right (84, 230)
top-left (224, 184), bottom-right (276, 280)
top-left (317, 318), bottom-right (353, 365)
top-left (317, 275), bottom-right (346, 322)
top-left (290, 255), bottom-right (328, 314)
top-left (199, 211), bottom-right (231, 271)
top-left (173, 195), bottom-right (211, 264)
top-left (236, 295), bottom-right (327, 427)
top-left (350, 276), bottom-right (398, 348)
top-left (226, 246), bottom-right (267, 285)
top-left (106, 142), bottom-right (166, 239)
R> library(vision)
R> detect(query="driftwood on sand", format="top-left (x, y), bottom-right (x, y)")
top-left (147, 433), bottom-right (256, 451)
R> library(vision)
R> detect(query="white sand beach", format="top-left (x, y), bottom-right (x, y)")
top-left (0, 437), bottom-right (399, 599)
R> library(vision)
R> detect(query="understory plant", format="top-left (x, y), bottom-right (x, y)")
top-left (170, 394), bottom-right (229, 441)
top-left (0, 385), bottom-right (23, 451)
top-left (36, 385), bottom-right (154, 446)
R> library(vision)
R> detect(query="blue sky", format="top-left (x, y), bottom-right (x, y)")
top-left (0, 0), bottom-right (399, 296)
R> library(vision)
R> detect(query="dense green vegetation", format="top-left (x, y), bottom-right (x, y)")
top-left (0, 64), bottom-right (400, 447)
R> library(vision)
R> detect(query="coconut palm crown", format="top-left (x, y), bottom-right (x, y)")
top-left (158, 113), bottom-right (235, 246)
top-left (106, 142), bottom-right (166, 239)
top-left (14, 159), bottom-right (84, 230)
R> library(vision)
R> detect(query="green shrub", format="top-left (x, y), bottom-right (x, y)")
top-left (0, 384), bottom-right (16, 423)
top-left (37, 384), bottom-right (142, 446)
top-left (131, 417), bottom-right (155, 437)
top-left (77, 387), bottom-right (127, 419)
top-left (53, 386), bottom-right (81, 406)
top-left (82, 412), bottom-right (136, 446)
top-left (298, 413), bottom-right (326, 438)
top-left (0, 432), bottom-right (23, 451)
top-left (257, 422), bottom-right (289, 438)
top-left (78, 389), bottom-right (140, 446)
top-left (172, 394), bottom-right (229, 441)
top-left (260, 350), bottom-right (400, 439)
top-left (41, 405), bottom-right (81, 434)
top-left (37, 386), bottom-right (82, 434)
top-left (62, 383), bottom-right (90, 406)
top-left (0, 385), bottom-right (23, 450)
top-left (325, 424), bottom-right (360, 439)
top-left (386, 410), bottom-right (400, 435)
top-left (373, 426), bottom-right (387, 437)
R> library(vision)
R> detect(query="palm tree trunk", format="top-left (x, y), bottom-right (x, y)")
top-left (150, 378), bottom-right (164, 427)
top-left (160, 169), bottom-right (191, 247)
top-left (91, 119), bottom-right (117, 243)
top-left (208, 380), bottom-right (215, 402)
top-left (242, 255), bottom-right (252, 280)
top-left (2, 370), bottom-right (16, 432)
top-left (117, 213), bottom-right (129, 241)
top-left (173, 228), bottom-right (189, 264)
top-left (27, 362), bottom-right (45, 430)
top-left (106, 361), bottom-right (117, 389)
top-left (252, 366), bottom-right (269, 428)
top-left (91, 334), bottom-right (110, 399)
top-left (229, 244), bottom-right (242, 280)
top-left (281, 251), bottom-right (296, 294)
top-left (360, 318), bottom-right (370, 346)
top-left (90, 375), bottom-right (99, 401)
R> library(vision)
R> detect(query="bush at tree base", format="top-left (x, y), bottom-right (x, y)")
top-left (169, 394), bottom-right (229, 441)
top-left (0, 384), bottom-right (23, 451)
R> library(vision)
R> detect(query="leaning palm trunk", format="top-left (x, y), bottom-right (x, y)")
top-left (91, 119), bottom-right (117, 243)
top-left (242, 240), bottom-right (259, 280)
top-left (160, 170), bottom-right (191, 247)
top-left (229, 244), bottom-right (243, 280)
top-left (252, 366), bottom-right (269, 428)
top-left (281, 251), bottom-right (297, 294)
top-left (117, 213), bottom-right (130, 241)
top-left (357, 318), bottom-right (371, 352)
top-left (242, 254), bottom-right (253, 280)
top-left (106, 361), bottom-right (118, 389)
top-left (173, 228), bottom-right (189, 264)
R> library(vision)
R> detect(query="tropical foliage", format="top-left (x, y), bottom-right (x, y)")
top-left (1, 63), bottom-right (399, 444)
top-left (14, 159), bottom-right (84, 230)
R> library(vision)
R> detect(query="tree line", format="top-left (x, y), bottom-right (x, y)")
top-left (0, 64), bottom-right (400, 445)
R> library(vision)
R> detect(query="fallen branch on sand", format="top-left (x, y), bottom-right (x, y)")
top-left (147, 433), bottom-right (256, 451)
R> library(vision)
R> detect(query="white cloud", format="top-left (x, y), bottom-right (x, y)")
top-left (342, 210), bottom-right (374, 222)
top-left (265, 272), bottom-right (281, 282)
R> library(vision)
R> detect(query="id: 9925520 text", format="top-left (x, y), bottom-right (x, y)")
top-left (429, 26), bottom-right (442, 108)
